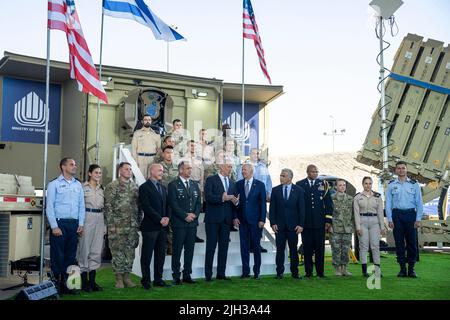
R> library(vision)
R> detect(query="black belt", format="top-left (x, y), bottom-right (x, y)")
top-left (56, 218), bottom-right (78, 222)
top-left (360, 213), bottom-right (378, 217)
top-left (393, 208), bottom-right (416, 213)
top-left (137, 152), bottom-right (156, 157)
top-left (86, 208), bottom-right (103, 213)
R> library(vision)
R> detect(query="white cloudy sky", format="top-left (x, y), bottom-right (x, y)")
top-left (0, 0), bottom-right (449, 156)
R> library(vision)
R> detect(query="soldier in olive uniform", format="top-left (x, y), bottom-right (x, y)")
top-left (168, 161), bottom-right (202, 284)
top-left (131, 114), bottom-right (161, 178)
top-left (104, 162), bottom-right (141, 288)
top-left (157, 145), bottom-right (180, 255)
top-left (330, 179), bottom-right (354, 276)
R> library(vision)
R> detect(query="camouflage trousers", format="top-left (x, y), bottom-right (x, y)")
top-left (109, 233), bottom-right (138, 273)
top-left (331, 233), bottom-right (352, 267)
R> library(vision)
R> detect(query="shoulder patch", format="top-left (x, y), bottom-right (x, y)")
top-left (388, 180), bottom-right (395, 184)
top-left (355, 192), bottom-right (361, 197)
top-left (408, 179), bottom-right (417, 184)
top-left (49, 177), bottom-right (58, 182)
top-left (373, 191), bottom-right (381, 197)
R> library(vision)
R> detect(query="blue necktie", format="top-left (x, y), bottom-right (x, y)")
top-left (224, 177), bottom-right (229, 192)
top-left (284, 185), bottom-right (288, 201)
top-left (156, 182), bottom-right (163, 197)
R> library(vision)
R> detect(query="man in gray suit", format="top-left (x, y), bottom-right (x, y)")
top-left (168, 161), bottom-right (202, 285)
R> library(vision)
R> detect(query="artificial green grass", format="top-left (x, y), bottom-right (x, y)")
top-left (61, 253), bottom-right (450, 300)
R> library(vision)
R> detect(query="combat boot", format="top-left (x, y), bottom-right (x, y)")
top-left (115, 273), bottom-right (124, 288)
top-left (81, 272), bottom-right (92, 293)
top-left (361, 264), bottom-right (369, 277)
top-left (397, 264), bottom-right (407, 277)
top-left (89, 270), bottom-right (103, 291)
top-left (341, 265), bottom-right (352, 276)
top-left (407, 264), bottom-right (417, 278)
top-left (123, 273), bottom-right (137, 288)
top-left (374, 264), bottom-right (382, 278)
top-left (334, 265), bottom-right (342, 276)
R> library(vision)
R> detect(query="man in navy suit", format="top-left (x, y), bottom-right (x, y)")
top-left (269, 168), bottom-right (305, 279)
top-left (139, 163), bottom-right (171, 289)
top-left (296, 164), bottom-right (333, 278)
top-left (204, 162), bottom-right (239, 281)
top-left (234, 164), bottom-right (267, 280)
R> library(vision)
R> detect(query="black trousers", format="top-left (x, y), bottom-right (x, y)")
top-left (172, 227), bottom-right (197, 279)
top-left (205, 222), bottom-right (230, 279)
top-left (50, 219), bottom-right (79, 277)
top-left (140, 230), bottom-right (167, 284)
top-left (392, 209), bottom-right (418, 265)
top-left (302, 228), bottom-right (325, 276)
top-left (275, 229), bottom-right (299, 275)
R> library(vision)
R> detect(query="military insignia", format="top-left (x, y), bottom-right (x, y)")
top-left (318, 185), bottom-right (325, 191)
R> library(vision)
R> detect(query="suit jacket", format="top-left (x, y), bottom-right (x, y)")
top-left (168, 177), bottom-right (201, 228)
top-left (204, 174), bottom-right (238, 225)
top-left (139, 180), bottom-right (170, 232)
top-left (269, 184), bottom-right (305, 231)
top-left (296, 178), bottom-right (333, 229)
top-left (236, 178), bottom-right (267, 225)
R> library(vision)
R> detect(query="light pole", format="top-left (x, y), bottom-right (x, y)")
top-left (369, 0), bottom-right (403, 179)
top-left (323, 115), bottom-right (345, 153)
top-left (166, 25), bottom-right (177, 72)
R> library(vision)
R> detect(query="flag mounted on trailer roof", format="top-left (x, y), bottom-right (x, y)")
top-left (243, 0), bottom-right (271, 84)
top-left (47, 0), bottom-right (108, 103)
top-left (103, 0), bottom-right (186, 42)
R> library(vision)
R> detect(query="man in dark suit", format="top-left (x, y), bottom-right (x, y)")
top-left (234, 164), bottom-right (267, 280)
top-left (296, 164), bottom-right (333, 278)
top-left (168, 161), bottom-right (201, 285)
top-left (139, 163), bottom-right (171, 289)
top-left (204, 162), bottom-right (239, 281)
top-left (269, 168), bottom-right (305, 279)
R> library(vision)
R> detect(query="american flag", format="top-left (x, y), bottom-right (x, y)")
top-left (243, 0), bottom-right (271, 84)
top-left (48, 0), bottom-right (108, 103)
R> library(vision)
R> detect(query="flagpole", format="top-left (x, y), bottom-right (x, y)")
top-left (241, 23), bottom-right (245, 156)
top-left (95, 5), bottom-right (105, 165)
top-left (39, 19), bottom-right (51, 285)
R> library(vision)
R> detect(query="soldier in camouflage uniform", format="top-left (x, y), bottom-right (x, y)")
top-left (330, 179), bottom-right (354, 276)
top-left (104, 162), bottom-right (141, 288)
top-left (157, 145), bottom-right (179, 255)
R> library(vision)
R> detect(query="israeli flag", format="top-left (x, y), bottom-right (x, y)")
top-left (103, 0), bottom-right (186, 42)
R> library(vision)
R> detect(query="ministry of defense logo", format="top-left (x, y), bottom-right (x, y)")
top-left (14, 92), bottom-right (46, 127)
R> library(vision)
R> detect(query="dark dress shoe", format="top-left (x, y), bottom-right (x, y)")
top-left (254, 274), bottom-right (261, 280)
top-left (216, 275), bottom-right (231, 280)
top-left (153, 280), bottom-right (171, 287)
top-left (141, 282), bottom-right (151, 290)
top-left (173, 278), bottom-right (182, 285)
top-left (408, 269), bottom-right (417, 278)
top-left (292, 274), bottom-right (302, 279)
top-left (275, 274), bottom-right (283, 279)
top-left (304, 274), bottom-right (312, 278)
top-left (261, 247), bottom-right (268, 253)
top-left (195, 236), bottom-right (205, 243)
top-left (183, 277), bottom-right (196, 284)
top-left (240, 274), bottom-right (250, 279)
top-left (317, 274), bottom-right (326, 278)
top-left (205, 277), bottom-right (213, 282)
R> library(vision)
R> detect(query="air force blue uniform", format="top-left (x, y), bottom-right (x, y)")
top-left (46, 175), bottom-right (85, 278)
top-left (386, 178), bottom-right (423, 267)
top-left (296, 178), bottom-right (333, 277)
